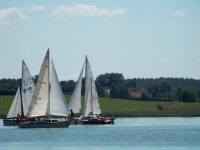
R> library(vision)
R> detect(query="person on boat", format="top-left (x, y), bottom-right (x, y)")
top-left (70, 109), bottom-right (74, 119)
top-left (31, 117), bottom-right (36, 122)
top-left (17, 113), bottom-right (20, 122)
top-left (104, 116), bottom-right (108, 122)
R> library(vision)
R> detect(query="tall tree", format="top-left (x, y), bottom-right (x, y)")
top-left (181, 87), bottom-right (196, 102)
top-left (96, 73), bottom-right (124, 88)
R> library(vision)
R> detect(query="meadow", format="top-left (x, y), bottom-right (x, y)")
top-left (1, 95), bottom-right (200, 118)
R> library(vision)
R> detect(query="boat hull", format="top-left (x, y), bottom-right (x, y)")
top-left (3, 118), bottom-right (19, 126)
top-left (18, 120), bottom-right (70, 128)
top-left (81, 117), bottom-right (115, 125)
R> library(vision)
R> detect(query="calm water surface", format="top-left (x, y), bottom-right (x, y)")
top-left (0, 117), bottom-right (200, 150)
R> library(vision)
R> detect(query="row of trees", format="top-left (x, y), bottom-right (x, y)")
top-left (0, 73), bottom-right (200, 102)
top-left (95, 73), bottom-right (200, 102)
top-left (143, 81), bottom-right (198, 102)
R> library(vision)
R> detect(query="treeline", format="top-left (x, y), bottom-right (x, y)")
top-left (0, 73), bottom-right (200, 102)
top-left (0, 79), bottom-right (20, 95)
top-left (95, 73), bottom-right (200, 102)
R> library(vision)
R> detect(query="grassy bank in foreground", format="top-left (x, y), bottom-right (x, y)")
top-left (1, 95), bottom-right (200, 118)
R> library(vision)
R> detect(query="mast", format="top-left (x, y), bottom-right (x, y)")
top-left (19, 84), bottom-right (24, 117)
top-left (84, 55), bottom-right (87, 103)
top-left (48, 49), bottom-right (51, 119)
top-left (90, 78), bottom-right (93, 117)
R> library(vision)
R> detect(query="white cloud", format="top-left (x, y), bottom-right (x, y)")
top-left (51, 4), bottom-right (126, 18)
top-left (171, 10), bottom-right (186, 17)
top-left (0, 7), bottom-right (29, 25)
top-left (0, 5), bottom-right (45, 25)
top-left (29, 5), bottom-right (46, 12)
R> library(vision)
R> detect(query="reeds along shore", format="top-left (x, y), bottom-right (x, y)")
top-left (1, 95), bottom-right (200, 118)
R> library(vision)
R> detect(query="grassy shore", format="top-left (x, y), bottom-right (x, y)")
top-left (1, 95), bottom-right (200, 118)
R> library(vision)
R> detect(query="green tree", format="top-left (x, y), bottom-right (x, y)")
top-left (175, 88), bottom-right (182, 100)
top-left (158, 80), bottom-right (171, 98)
top-left (60, 80), bottom-right (75, 95)
top-left (141, 92), bottom-right (149, 100)
top-left (96, 73), bottom-right (125, 98)
top-left (96, 73), bottom-right (124, 88)
top-left (181, 87), bottom-right (196, 102)
top-left (119, 84), bottom-right (129, 99)
top-left (110, 84), bottom-right (119, 98)
top-left (151, 80), bottom-right (171, 99)
top-left (124, 79), bottom-right (136, 88)
top-left (152, 84), bottom-right (159, 98)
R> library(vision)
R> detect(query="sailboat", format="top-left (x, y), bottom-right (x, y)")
top-left (18, 49), bottom-right (70, 128)
top-left (3, 61), bottom-right (35, 126)
top-left (69, 56), bottom-right (115, 124)
top-left (81, 56), bottom-right (115, 124)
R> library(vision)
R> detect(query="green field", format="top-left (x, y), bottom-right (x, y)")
top-left (1, 95), bottom-right (200, 118)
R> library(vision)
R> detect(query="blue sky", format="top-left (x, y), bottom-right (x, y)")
top-left (0, 0), bottom-right (200, 80)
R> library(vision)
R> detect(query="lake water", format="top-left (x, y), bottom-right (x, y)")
top-left (0, 117), bottom-right (200, 150)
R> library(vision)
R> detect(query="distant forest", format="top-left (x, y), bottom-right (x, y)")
top-left (0, 73), bottom-right (200, 102)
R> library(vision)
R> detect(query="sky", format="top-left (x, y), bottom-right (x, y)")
top-left (0, 0), bottom-right (200, 81)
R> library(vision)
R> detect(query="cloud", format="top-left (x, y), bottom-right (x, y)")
top-left (171, 10), bottom-right (186, 17)
top-left (0, 5), bottom-right (45, 25)
top-left (0, 7), bottom-right (29, 25)
top-left (51, 4), bottom-right (126, 18)
top-left (29, 5), bottom-right (46, 12)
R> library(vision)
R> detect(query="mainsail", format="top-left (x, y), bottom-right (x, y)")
top-left (68, 65), bottom-right (84, 114)
top-left (27, 50), bottom-right (50, 118)
top-left (82, 56), bottom-right (101, 117)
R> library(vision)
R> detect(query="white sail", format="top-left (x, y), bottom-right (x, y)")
top-left (68, 65), bottom-right (84, 114)
top-left (27, 50), bottom-right (50, 118)
top-left (47, 60), bottom-right (69, 116)
top-left (84, 57), bottom-right (92, 103)
top-left (91, 78), bottom-right (101, 115)
top-left (21, 60), bottom-right (35, 116)
top-left (7, 87), bottom-right (22, 118)
top-left (82, 57), bottom-right (101, 117)
top-left (82, 79), bottom-right (92, 117)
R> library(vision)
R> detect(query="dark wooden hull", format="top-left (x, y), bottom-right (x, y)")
top-left (3, 118), bottom-right (19, 126)
top-left (81, 117), bottom-right (115, 125)
top-left (18, 120), bottom-right (70, 128)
